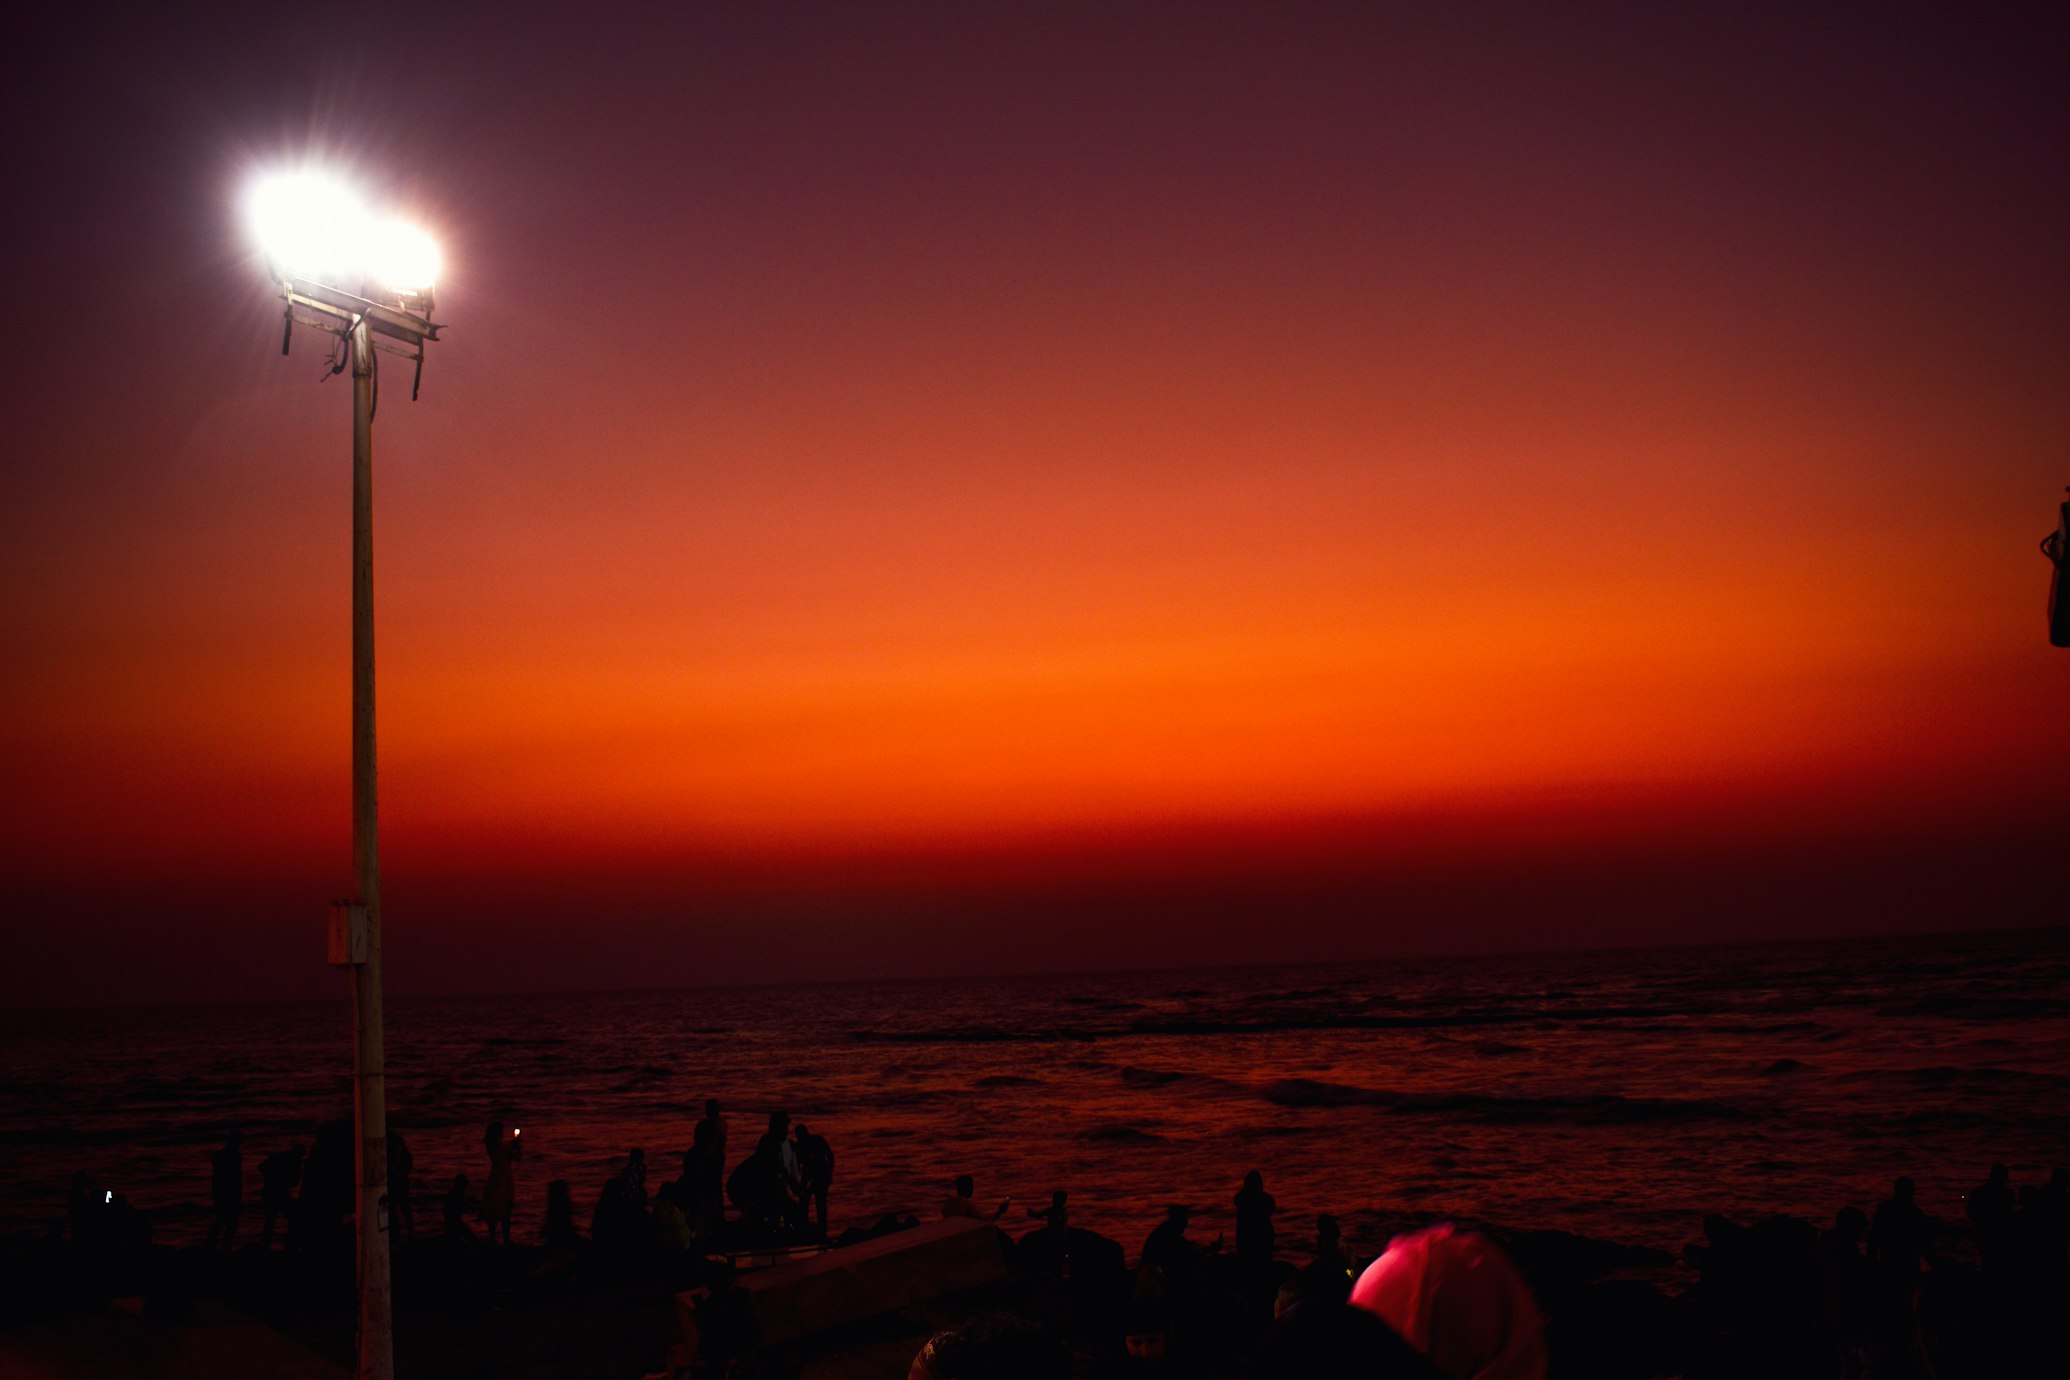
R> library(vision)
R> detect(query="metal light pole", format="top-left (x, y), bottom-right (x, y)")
top-left (249, 170), bottom-right (443, 1380)
top-left (347, 310), bottom-right (392, 1380)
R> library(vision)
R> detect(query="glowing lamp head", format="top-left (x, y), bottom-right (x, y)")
top-left (245, 171), bottom-right (372, 282)
top-left (245, 169), bottom-right (442, 296)
top-left (368, 217), bottom-right (441, 292)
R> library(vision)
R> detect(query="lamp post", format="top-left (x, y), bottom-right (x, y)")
top-left (247, 170), bottom-right (444, 1380)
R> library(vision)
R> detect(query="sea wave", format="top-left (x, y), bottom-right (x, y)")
top-left (1119, 1067), bottom-right (1190, 1088)
top-left (848, 1025), bottom-right (1099, 1044)
top-left (1258, 1079), bottom-right (1746, 1124)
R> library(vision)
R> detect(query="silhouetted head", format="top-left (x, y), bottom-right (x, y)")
top-left (226, 1130), bottom-right (242, 1146)
top-left (1832, 1206), bottom-right (1867, 1241)
top-left (1051, 1190), bottom-right (1067, 1207)
top-left (1988, 1163), bottom-right (2008, 1185)
top-left (1244, 1170), bottom-right (1264, 1193)
top-left (1894, 1176), bottom-right (1915, 1201)
top-left (1317, 1213), bottom-right (1341, 1245)
top-left (705, 1098), bottom-right (722, 1119)
top-left (769, 1110), bottom-right (790, 1136)
top-left (289, 1144), bottom-right (305, 1162)
top-left (1167, 1205), bottom-right (1190, 1227)
top-left (792, 1122), bottom-right (808, 1140)
top-left (485, 1120), bottom-right (504, 1145)
top-left (546, 1179), bottom-right (572, 1212)
top-left (909, 1313), bottom-right (1068, 1380)
top-left (629, 1148), bottom-right (644, 1167)
top-left (955, 1175), bottom-right (975, 1198)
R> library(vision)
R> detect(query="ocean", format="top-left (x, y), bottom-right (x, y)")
top-left (3, 927), bottom-right (2066, 1272)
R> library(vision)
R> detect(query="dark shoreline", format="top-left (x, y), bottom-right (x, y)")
top-left (4, 1192), bottom-right (2064, 1380)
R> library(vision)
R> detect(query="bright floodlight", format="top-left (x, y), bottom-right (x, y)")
top-left (246, 171), bottom-right (372, 282)
top-left (367, 217), bottom-right (440, 291)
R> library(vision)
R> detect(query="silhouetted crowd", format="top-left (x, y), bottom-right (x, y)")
top-left (37, 1128), bottom-right (2070, 1379)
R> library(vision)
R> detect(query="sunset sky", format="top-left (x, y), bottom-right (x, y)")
top-left (4, 3), bottom-right (2066, 1006)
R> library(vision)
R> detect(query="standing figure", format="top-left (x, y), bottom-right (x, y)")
top-left (206, 1131), bottom-right (244, 1251)
top-left (292, 1120), bottom-right (354, 1254)
top-left (386, 1131), bottom-right (415, 1242)
top-left (443, 1173), bottom-right (475, 1240)
top-left (1967, 1163), bottom-right (2014, 1272)
top-left (682, 1124), bottom-right (718, 1237)
top-left (694, 1101), bottom-right (728, 1234)
top-left (760, 1111), bottom-right (805, 1228)
top-left (259, 1143), bottom-right (305, 1250)
top-left (1235, 1170), bottom-right (1276, 1267)
top-left (479, 1120), bottom-right (520, 1246)
top-left (543, 1178), bottom-right (581, 1253)
top-left (1869, 1176), bottom-right (1932, 1286)
top-left (793, 1122), bottom-right (835, 1234)
top-left (1304, 1213), bottom-right (1355, 1303)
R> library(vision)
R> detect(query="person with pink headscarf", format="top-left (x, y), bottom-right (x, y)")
top-left (1349, 1224), bottom-right (1548, 1380)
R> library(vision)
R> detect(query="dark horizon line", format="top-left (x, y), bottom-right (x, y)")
top-left (8, 919), bottom-right (2061, 1018)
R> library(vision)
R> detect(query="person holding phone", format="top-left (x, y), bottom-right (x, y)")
top-left (479, 1119), bottom-right (520, 1246)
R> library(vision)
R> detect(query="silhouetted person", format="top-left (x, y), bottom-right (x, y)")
top-left (1235, 1170), bottom-right (1276, 1267)
top-left (386, 1131), bottom-right (415, 1242)
top-left (593, 1149), bottom-right (653, 1251)
top-left (728, 1116), bottom-right (798, 1232)
top-left (764, 1111), bottom-right (803, 1206)
top-left (696, 1099), bottom-right (728, 1227)
top-left (1141, 1204), bottom-right (1216, 1285)
top-left (1866, 1178), bottom-right (1936, 1380)
top-left (1029, 1190), bottom-right (1068, 1233)
top-left (1869, 1176), bottom-right (1931, 1286)
top-left (685, 1115), bottom-right (724, 1236)
top-left (1819, 1206), bottom-right (1870, 1364)
top-left (943, 1175), bottom-right (1010, 1221)
top-left (292, 1119), bottom-right (353, 1254)
top-left (622, 1147), bottom-right (648, 1208)
top-left (543, 1178), bottom-right (581, 1253)
top-left (1968, 1162), bottom-right (2015, 1271)
top-left (2038, 1167), bottom-right (2070, 1269)
top-left (258, 1143), bottom-right (304, 1250)
top-left (793, 1122), bottom-right (834, 1233)
top-left (479, 1121), bottom-right (519, 1246)
top-left (751, 1111), bottom-right (804, 1228)
top-left (1303, 1214), bottom-right (1354, 1304)
top-left (66, 1172), bottom-right (95, 1247)
top-left (443, 1173), bottom-right (475, 1240)
top-left (655, 1180), bottom-right (692, 1248)
top-left (206, 1131), bottom-right (242, 1251)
